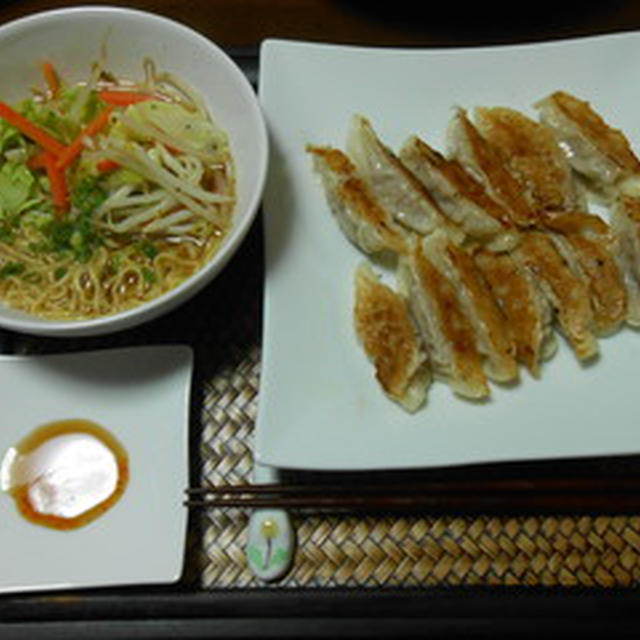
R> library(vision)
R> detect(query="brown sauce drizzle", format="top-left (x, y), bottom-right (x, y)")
top-left (1, 419), bottom-right (129, 530)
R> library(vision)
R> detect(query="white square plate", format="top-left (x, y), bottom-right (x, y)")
top-left (0, 345), bottom-right (192, 593)
top-left (256, 35), bottom-right (640, 471)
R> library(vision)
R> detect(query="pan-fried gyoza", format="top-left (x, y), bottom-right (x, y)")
top-left (472, 247), bottom-right (557, 377)
top-left (418, 229), bottom-right (518, 384)
top-left (533, 91), bottom-right (640, 328)
top-left (470, 105), bottom-right (628, 344)
top-left (306, 144), bottom-right (408, 255)
top-left (512, 231), bottom-right (598, 361)
top-left (447, 108), bottom-right (539, 229)
top-left (535, 91), bottom-right (640, 200)
top-left (397, 234), bottom-right (490, 400)
top-left (307, 90), bottom-right (640, 412)
top-left (541, 211), bottom-right (628, 334)
top-left (473, 106), bottom-right (588, 215)
top-left (398, 134), bottom-right (518, 251)
top-left (611, 196), bottom-right (640, 326)
top-left (354, 262), bottom-right (431, 412)
top-left (346, 115), bottom-right (458, 239)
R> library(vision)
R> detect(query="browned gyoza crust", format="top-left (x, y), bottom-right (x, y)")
top-left (346, 115), bottom-right (455, 237)
top-left (536, 90), bottom-right (640, 190)
top-left (611, 195), bottom-right (640, 326)
top-left (542, 211), bottom-right (627, 335)
top-left (307, 144), bottom-right (408, 254)
top-left (421, 230), bottom-right (518, 383)
top-left (473, 248), bottom-right (556, 377)
top-left (398, 237), bottom-right (489, 400)
top-left (442, 241), bottom-right (518, 383)
top-left (399, 133), bottom-right (518, 251)
top-left (474, 106), bottom-right (586, 215)
top-left (447, 108), bottom-right (539, 228)
top-left (513, 231), bottom-right (598, 361)
top-left (535, 91), bottom-right (640, 330)
top-left (353, 263), bottom-right (430, 412)
top-left (472, 105), bottom-right (626, 345)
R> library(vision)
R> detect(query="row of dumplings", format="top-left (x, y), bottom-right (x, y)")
top-left (307, 91), bottom-right (640, 412)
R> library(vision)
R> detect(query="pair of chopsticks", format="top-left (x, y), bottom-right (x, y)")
top-left (184, 476), bottom-right (640, 512)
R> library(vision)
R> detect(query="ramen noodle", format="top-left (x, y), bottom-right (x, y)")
top-left (0, 59), bottom-right (235, 319)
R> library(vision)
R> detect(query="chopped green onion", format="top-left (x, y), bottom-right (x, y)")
top-left (0, 261), bottom-right (25, 279)
top-left (54, 266), bottom-right (67, 280)
top-left (142, 267), bottom-right (156, 284)
top-left (137, 240), bottom-right (158, 260)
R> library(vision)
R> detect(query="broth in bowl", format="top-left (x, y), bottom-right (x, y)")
top-left (0, 59), bottom-right (236, 320)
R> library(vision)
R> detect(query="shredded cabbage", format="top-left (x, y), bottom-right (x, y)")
top-left (0, 58), bottom-right (236, 319)
top-left (0, 162), bottom-right (37, 217)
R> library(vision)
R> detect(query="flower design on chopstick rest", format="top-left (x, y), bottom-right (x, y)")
top-left (246, 509), bottom-right (294, 582)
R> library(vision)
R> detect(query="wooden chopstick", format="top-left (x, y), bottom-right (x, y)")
top-left (187, 477), bottom-right (640, 494)
top-left (184, 477), bottom-right (640, 512)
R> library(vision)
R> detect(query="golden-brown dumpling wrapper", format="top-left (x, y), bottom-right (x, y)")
top-left (513, 231), bottom-right (598, 361)
top-left (474, 106), bottom-right (587, 215)
top-left (446, 108), bottom-right (538, 228)
top-left (541, 211), bottom-right (627, 335)
top-left (473, 248), bottom-right (557, 377)
top-left (535, 91), bottom-right (640, 200)
top-left (397, 237), bottom-right (489, 400)
top-left (611, 195), bottom-right (640, 326)
top-left (307, 144), bottom-right (408, 255)
top-left (354, 262), bottom-right (431, 412)
top-left (346, 115), bottom-right (459, 238)
top-left (422, 230), bottom-right (518, 383)
top-left (399, 134), bottom-right (519, 251)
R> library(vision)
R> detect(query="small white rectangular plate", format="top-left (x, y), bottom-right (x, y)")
top-left (256, 35), bottom-right (640, 471)
top-left (0, 345), bottom-right (192, 593)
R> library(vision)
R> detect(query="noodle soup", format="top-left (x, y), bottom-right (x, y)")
top-left (0, 59), bottom-right (235, 319)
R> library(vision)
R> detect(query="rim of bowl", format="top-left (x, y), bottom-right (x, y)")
top-left (0, 5), bottom-right (269, 337)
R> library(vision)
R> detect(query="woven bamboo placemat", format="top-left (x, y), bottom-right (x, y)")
top-left (192, 338), bottom-right (640, 590)
top-left (178, 223), bottom-right (640, 590)
top-left (9, 220), bottom-right (640, 591)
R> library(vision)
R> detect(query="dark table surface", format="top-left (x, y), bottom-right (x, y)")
top-left (3, 1), bottom-right (640, 638)
top-left (5, 0), bottom-right (640, 50)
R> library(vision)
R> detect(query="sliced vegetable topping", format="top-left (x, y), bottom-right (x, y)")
top-left (43, 152), bottom-right (68, 214)
top-left (0, 57), bottom-right (236, 321)
top-left (41, 61), bottom-right (60, 98)
top-left (98, 90), bottom-right (156, 106)
top-left (0, 102), bottom-right (65, 155)
top-left (56, 105), bottom-right (114, 170)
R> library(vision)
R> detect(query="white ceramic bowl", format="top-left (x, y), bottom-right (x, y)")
top-left (0, 6), bottom-right (268, 336)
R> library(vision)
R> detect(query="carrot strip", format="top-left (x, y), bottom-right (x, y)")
top-left (0, 102), bottom-right (65, 155)
top-left (96, 159), bottom-right (120, 172)
top-left (98, 90), bottom-right (155, 106)
top-left (55, 105), bottom-right (115, 170)
top-left (43, 152), bottom-right (68, 215)
top-left (27, 150), bottom-right (49, 171)
top-left (42, 62), bottom-right (60, 98)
